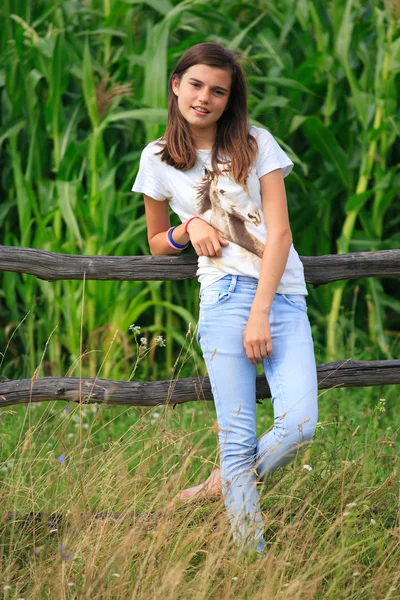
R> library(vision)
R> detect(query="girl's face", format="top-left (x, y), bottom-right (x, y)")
top-left (172, 64), bottom-right (232, 140)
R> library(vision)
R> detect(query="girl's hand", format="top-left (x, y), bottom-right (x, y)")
top-left (243, 309), bottom-right (272, 365)
top-left (187, 218), bottom-right (229, 257)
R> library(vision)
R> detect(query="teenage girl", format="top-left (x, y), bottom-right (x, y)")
top-left (132, 42), bottom-right (318, 556)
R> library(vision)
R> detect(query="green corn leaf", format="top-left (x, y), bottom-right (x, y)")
top-left (335, 0), bottom-right (369, 128)
top-left (59, 103), bottom-right (82, 163)
top-left (143, 19), bottom-right (169, 111)
top-left (74, 29), bottom-right (128, 38)
top-left (34, 36), bottom-right (56, 59)
top-left (366, 278), bottom-right (390, 357)
top-left (334, 0), bottom-right (354, 64)
top-left (82, 39), bottom-right (99, 129)
top-left (380, 292), bottom-right (400, 314)
top-left (122, 0), bottom-right (173, 15)
top-left (227, 13), bottom-right (266, 50)
top-left (252, 96), bottom-right (289, 118)
top-left (0, 117), bottom-right (26, 147)
top-left (248, 76), bottom-right (317, 96)
top-left (288, 115), bottom-right (308, 136)
top-left (373, 189), bottom-right (397, 224)
top-left (301, 116), bottom-right (351, 190)
top-left (104, 108), bottom-right (168, 126)
top-left (0, 200), bottom-right (15, 225)
top-left (56, 181), bottom-right (83, 245)
top-left (345, 191), bottom-right (372, 214)
top-left (157, 301), bottom-right (197, 325)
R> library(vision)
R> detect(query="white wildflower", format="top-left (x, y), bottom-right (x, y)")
top-left (140, 337), bottom-right (148, 347)
top-left (154, 335), bottom-right (166, 347)
top-left (346, 502), bottom-right (358, 507)
top-left (370, 518), bottom-right (376, 524)
top-left (342, 511), bottom-right (351, 516)
top-left (303, 464), bottom-right (312, 471)
top-left (129, 324), bottom-right (141, 335)
top-left (67, 582), bottom-right (75, 587)
top-left (352, 572), bottom-right (360, 576)
top-left (112, 573), bottom-right (120, 577)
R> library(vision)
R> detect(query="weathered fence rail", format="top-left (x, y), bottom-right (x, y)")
top-left (1, 246), bottom-right (400, 285)
top-left (1, 245), bottom-right (399, 408)
top-left (0, 360), bottom-right (400, 408)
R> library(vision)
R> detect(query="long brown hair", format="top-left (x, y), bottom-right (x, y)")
top-left (157, 42), bottom-right (257, 184)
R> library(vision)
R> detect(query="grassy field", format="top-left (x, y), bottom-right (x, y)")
top-left (0, 324), bottom-right (399, 598)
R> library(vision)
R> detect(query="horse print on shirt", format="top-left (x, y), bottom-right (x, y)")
top-left (194, 166), bottom-right (264, 258)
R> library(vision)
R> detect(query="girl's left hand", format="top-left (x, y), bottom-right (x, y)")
top-left (243, 310), bottom-right (272, 365)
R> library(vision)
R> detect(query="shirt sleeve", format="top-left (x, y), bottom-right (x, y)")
top-left (253, 127), bottom-right (294, 179)
top-left (131, 143), bottom-right (170, 201)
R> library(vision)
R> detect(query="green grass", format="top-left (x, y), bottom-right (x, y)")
top-left (0, 312), bottom-right (399, 598)
top-left (0, 368), bottom-right (399, 598)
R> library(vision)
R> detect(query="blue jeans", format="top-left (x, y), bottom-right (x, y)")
top-left (196, 275), bottom-right (318, 556)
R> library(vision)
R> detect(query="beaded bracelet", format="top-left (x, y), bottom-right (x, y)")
top-left (166, 226), bottom-right (189, 250)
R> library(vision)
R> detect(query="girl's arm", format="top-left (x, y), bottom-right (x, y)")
top-left (144, 195), bottom-right (229, 256)
top-left (144, 195), bottom-right (190, 255)
top-left (243, 168), bottom-right (293, 365)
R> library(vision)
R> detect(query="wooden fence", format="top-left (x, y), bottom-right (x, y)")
top-left (1, 245), bottom-right (400, 409)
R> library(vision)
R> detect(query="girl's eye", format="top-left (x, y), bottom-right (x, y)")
top-left (191, 83), bottom-right (200, 88)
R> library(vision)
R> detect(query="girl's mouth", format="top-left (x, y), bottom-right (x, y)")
top-left (192, 106), bottom-right (210, 116)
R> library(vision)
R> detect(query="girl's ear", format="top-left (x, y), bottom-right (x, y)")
top-left (171, 75), bottom-right (180, 96)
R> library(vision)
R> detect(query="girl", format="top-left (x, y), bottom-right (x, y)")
top-left (132, 42), bottom-right (318, 557)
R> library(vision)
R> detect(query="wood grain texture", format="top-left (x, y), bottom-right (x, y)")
top-left (1, 360), bottom-right (399, 407)
top-left (1, 246), bottom-right (400, 286)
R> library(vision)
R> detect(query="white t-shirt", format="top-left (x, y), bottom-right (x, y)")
top-left (132, 125), bottom-right (307, 295)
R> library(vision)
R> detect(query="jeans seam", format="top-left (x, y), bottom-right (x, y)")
top-left (200, 290), bottom-right (232, 309)
top-left (265, 354), bottom-right (287, 442)
top-left (281, 294), bottom-right (307, 312)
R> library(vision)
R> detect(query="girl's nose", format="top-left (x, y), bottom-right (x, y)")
top-left (198, 88), bottom-right (210, 102)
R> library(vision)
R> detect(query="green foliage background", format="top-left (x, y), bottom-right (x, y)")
top-left (1, 0), bottom-right (400, 380)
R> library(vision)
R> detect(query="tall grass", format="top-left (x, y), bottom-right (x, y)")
top-left (0, 0), bottom-right (399, 380)
top-left (0, 362), bottom-right (399, 597)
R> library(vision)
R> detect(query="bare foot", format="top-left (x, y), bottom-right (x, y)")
top-left (177, 468), bottom-right (222, 501)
